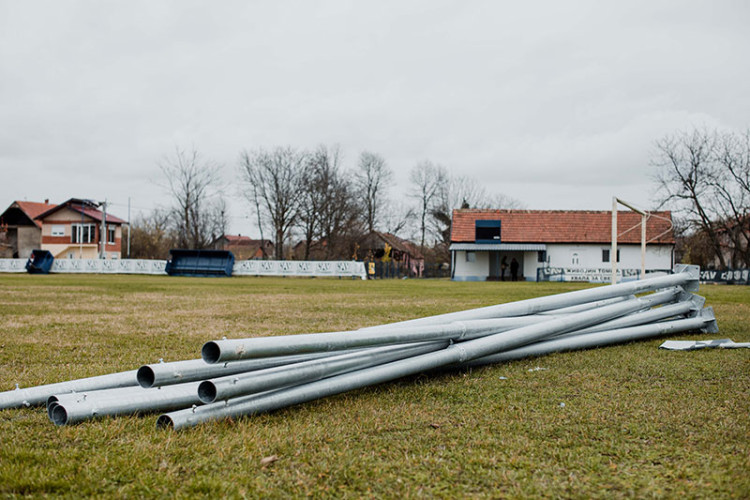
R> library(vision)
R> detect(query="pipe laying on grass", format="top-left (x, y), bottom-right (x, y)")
top-left (466, 308), bottom-right (718, 366)
top-left (198, 290), bottom-right (705, 403)
top-left (374, 265), bottom-right (698, 328)
top-left (158, 293), bottom-right (672, 429)
top-left (162, 308), bottom-right (716, 430)
top-left (570, 293), bottom-right (704, 336)
top-left (201, 287), bottom-right (684, 363)
top-left (49, 382), bottom-right (203, 426)
top-left (198, 342), bottom-right (446, 404)
top-left (137, 350), bottom-right (364, 388)
top-left (358, 294), bottom-right (636, 330)
top-left (0, 369), bottom-right (138, 410)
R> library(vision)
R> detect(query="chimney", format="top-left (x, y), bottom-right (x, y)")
top-left (44, 199), bottom-right (49, 204)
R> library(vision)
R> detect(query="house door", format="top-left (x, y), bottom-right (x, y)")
top-left (489, 251), bottom-right (500, 280)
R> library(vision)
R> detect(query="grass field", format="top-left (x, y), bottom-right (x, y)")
top-left (0, 274), bottom-right (748, 498)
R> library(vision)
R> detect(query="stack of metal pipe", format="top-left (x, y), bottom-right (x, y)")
top-left (0, 264), bottom-right (718, 430)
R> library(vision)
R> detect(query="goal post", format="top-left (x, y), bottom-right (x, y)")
top-left (611, 197), bottom-right (647, 285)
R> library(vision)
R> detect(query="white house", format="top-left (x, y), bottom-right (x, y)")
top-left (450, 209), bottom-right (675, 282)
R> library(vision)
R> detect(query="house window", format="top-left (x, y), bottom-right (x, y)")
top-left (466, 251), bottom-right (476, 263)
top-left (107, 225), bottom-right (116, 244)
top-left (51, 225), bottom-right (65, 237)
top-left (572, 253), bottom-right (580, 265)
top-left (602, 249), bottom-right (620, 262)
top-left (537, 250), bottom-right (547, 263)
top-left (71, 223), bottom-right (96, 244)
top-left (475, 220), bottom-right (501, 243)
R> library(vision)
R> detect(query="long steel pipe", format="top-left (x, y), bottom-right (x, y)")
top-left (201, 287), bottom-right (683, 363)
top-left (0, 369), bottom-right (138, 410)
top-left (199, 292), bottom-right (699, 404)
top-left (49, 382), bottom-right (203, 426)
top-left (555, 292), bottom-right (703, 338)
top-left (198, 342), bottom-right (446, 404)
top-left (466, 308), bottom-right (718, 366)
top-left (529, 295), bottom-right (634, 315)
top-left (137, 350), bottom-right (364, 388)
top-left (369, 265), bottom-right (699, 328)
top-left (158, 293), bottom-right (669, 429)
top-left (202, 317), bottom-right (550, 363)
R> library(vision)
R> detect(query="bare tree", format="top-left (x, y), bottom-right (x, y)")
top-left (653, 127), bottom-right (750, 268)
top-left (307, 145), bottom-right (362, 259)
top-left (129, 208), bottom-right (177, 259)
top-left (409, 161), bottom-right (448, 250)
top-left (159, 146), bottom-right (226, 249)
top-left (709, 129), bottom-right (750, 267)
top-left (296, 165), bottom-right (321, 260)
top-left (381, 201), bottom-right (415, 237)
top-left (239, 147), bottom-right (306, 260)
top-left (355, 151), bottom-right (393, 233)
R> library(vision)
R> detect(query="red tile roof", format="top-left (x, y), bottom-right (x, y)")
top-left (12, 201), bottom-right (57, 228)
top-left (224, 234), bottom-right (252, 243)
top-left (35, 199), bottom-right (127, 224)
top-left (70, 205), bottom-right (128, 224)
top-left (376, 232), bottom-right (424, 260)
top-left (451, 209), bottom-right (674, 245)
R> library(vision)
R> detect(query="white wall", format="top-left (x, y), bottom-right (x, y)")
top-left (453, 251), bottom-right (490, 280)
top-left (453, 244), bottom-right (673, 281)
top-left (545, 243), bottom-right (672, 270)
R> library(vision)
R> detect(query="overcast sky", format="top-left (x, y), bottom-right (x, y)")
top-left (1, 1), bottom-right (748, 237)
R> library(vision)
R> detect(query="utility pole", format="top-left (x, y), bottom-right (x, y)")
top-left (79, 202), bottom-right (84, 259)
top-left (100, 199), bottom-right (107, 259)
top-left (127, 197), bottom-right (131, 259)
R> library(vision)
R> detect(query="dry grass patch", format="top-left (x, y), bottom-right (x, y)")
top-left (0, 274), bottom-right (748, 498)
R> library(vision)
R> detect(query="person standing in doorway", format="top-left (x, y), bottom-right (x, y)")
top-left (501, 256), bottom-right (508, 281)
top-left (510, 257), bottom-right (519, 281)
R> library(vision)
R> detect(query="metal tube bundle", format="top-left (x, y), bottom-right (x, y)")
top-left (158, 306), bottom-right (718, 430)
top-left (0, 264), bottom-right (719, 429)
top-left (201, 288), bottom-right (684, 363)
top-left (158, 276), bottom-right (712, 429)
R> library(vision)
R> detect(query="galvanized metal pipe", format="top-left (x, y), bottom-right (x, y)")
top-left (373, 265), bottom-right (698, 327)
top-left (0, 369), bottom-right (138, 410)
top-left (49, 382), bottom-right (203, 426)
top-left (158, 293), bottom-right (666, 429)
top-left (198, 342), bottom-right (446, 404)
top-left (532, 295), bottom-right (634, 315)
top-left (198, 289), bottom-right (705, 403)
top-left (568, 293), bottom-right (703, 336)
top-left (466, 308), bottom-right (718, 367)
top-left (202, 287), bottom-right (683, 363)
top-left (47, 385), bottom-right (149, 420)
top-left (138, 350), bottom-right (363, 388)
top-left (202, 317), bottom-right (547, 363)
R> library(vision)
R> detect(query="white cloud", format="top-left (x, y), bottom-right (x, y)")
top-left (1, 0), bottom-right (748, 236)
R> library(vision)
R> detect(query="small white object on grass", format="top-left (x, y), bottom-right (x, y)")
top-left (659, 339), bottom-right (750, 351)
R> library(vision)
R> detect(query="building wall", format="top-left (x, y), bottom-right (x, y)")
top-left (453, 250), bottom-right (490, 281)
top-left (453, 244), bottom-right (674, 281)
top-left (545, 243), bottom-right (672, 270)
top-left (17, 226), bottom-right (41, 258)
top-left (40, 208), bottom-right (123, 259)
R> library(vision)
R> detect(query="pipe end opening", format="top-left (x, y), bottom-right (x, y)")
top-left (156, 414), bottom-right (175, 430)
top-left (46, 401), bottom-right (59, 421)
top-left (201, 342), bottom-right (221, 364)
top-left (197, 382), bottom-right (217, 404)
top-left (136, 366), bottom-right (156, 388)
top-left (51, 404), bottom-right (69, 426)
